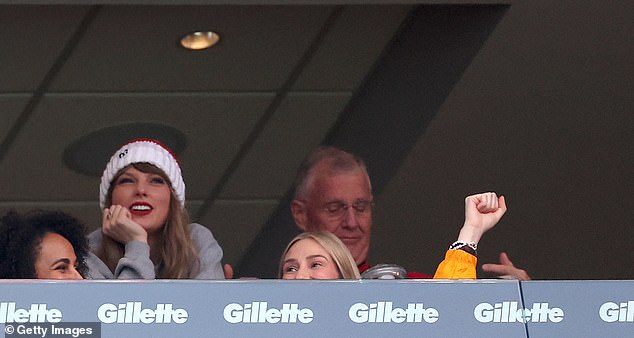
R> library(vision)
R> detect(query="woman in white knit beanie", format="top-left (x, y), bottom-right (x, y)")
top-left (86, 139), bottom-right (224, 279)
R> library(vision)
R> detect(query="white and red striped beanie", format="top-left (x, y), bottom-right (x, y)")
top-left (99, 139), bottom-right (185, 209)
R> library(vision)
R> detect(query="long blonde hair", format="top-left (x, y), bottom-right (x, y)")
top-left (97, 163), bottom-right (199, 278)
top-left (279, 231), bottom-right (360, 279)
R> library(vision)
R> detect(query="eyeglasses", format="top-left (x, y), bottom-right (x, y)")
top-left (322, 199), bottom-right (374, 219)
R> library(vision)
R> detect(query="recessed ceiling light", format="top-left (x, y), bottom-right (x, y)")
top-left (179, 31), bottom-right (220, 51)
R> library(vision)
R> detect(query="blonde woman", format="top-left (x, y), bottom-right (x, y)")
top-left (86, 139), bottom-right (224, 279)
top-left (280, 231), bottom-right (360, 279)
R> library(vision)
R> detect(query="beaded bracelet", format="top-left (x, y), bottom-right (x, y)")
top-left (449, 240), bottom-right (477, 250)
top-left (449, 240), bottom-right (478, 256)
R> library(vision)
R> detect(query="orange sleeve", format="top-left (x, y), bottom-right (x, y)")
top-left (433, 249), bottom-right (477, 279)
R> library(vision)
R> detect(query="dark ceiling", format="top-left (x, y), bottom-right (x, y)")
top-left (0, 1), bottom-right (632, 279)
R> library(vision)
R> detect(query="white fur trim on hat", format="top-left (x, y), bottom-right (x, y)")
top-left (99, 139), bottom-right (185, 209)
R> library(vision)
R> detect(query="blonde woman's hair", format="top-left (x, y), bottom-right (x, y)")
top-left (97, 162), bottom-right (199, 278)
top-left (279, 231), bottom-right (360, 279)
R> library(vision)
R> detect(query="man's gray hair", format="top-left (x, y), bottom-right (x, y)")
top-left (293, 146), bottom-right (371, 200)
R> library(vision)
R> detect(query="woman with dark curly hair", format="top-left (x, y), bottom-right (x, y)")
top-left (0, 210), bottom-right (88, 279)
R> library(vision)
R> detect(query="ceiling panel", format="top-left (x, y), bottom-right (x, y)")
top-left (219, 92), bottom-right (351, 199)
top-left (0, 6), bottom-right (89, 92)
top-left (0, 96), bottom-right (31, 139)
top-left (50, 5), bottom-right (336, 92)
top-left (0, 93), bottom-right (275, 200)
top-left (292, 5), bottom-right (411, 90)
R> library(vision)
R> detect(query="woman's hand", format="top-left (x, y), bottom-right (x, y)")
top-left (458, 192), bottom-right (507, 244)
top-left (102, 205), bottom-right (148, 244)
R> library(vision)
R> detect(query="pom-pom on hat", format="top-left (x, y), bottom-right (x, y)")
top-left (99, 139), bottom-right (185, 209)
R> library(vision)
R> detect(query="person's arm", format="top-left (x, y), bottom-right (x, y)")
top-left (434, 192), bottom-right (507, 279)
top-left (85, 250), bottom-right (113, 279)
top-left (112, 240), bottom-right (156, 279)
top-left (190, 223), bottom-right (225, 279)
top-left (86, 209), bottom-right (155, 279)
top-left (456, 192), bottom-right (507, 245)
top-left (85, 229), bottom-right (155, 279)
top-left (433, 249), bottom-right (477, 279)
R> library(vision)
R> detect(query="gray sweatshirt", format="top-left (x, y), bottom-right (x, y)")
top-left (86, 223), bottom-right (224, 279)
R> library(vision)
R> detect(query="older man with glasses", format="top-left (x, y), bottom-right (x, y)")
top-left (290, 146), bottom-right (529, 280)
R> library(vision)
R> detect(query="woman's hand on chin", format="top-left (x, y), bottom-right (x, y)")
top-left (102, 205), bottom-right (148, 244)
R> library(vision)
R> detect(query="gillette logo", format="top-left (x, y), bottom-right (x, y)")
top-left (599, 301), bottom-right (634, 322)
top-left (0, 302), bottom-right (62, 323)
top-left (349, 302), bottom-right (439, 323)
top-left (474, 302), bottom-right (564, 323)
top-left (97, 302), bottom-right (188, 324)
top-left (223, 302), bottom-right (314, 323)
